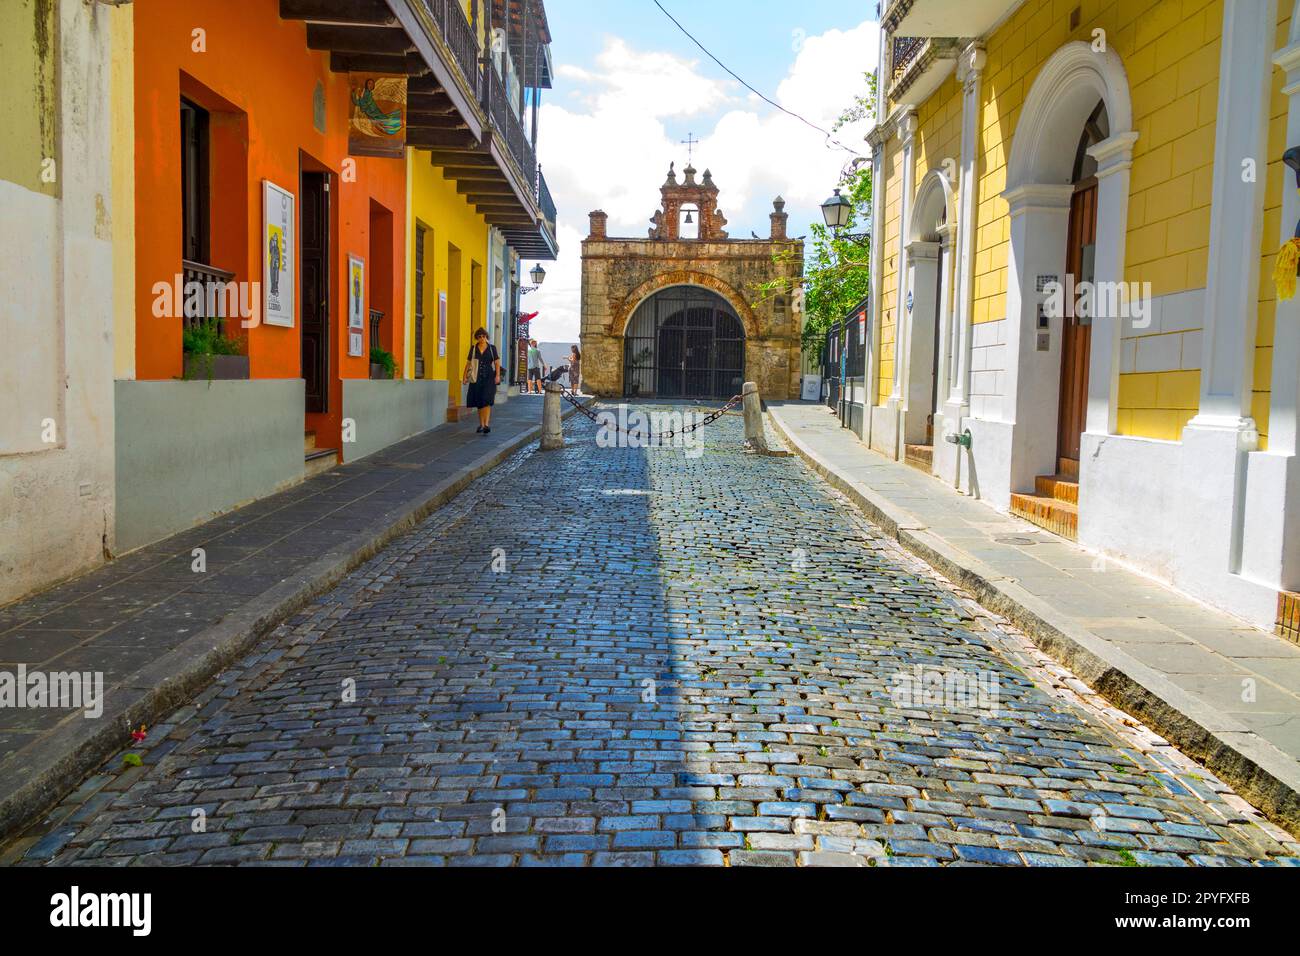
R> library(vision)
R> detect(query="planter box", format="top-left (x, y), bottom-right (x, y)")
top-left (183, 354), bottom-right (249, 381)
top-left (369, 363), bottom-right (391, 381)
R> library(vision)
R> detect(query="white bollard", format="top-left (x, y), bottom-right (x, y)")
top-left (742, 381), bottom-right (769, 453)
top-left (541, 381), bottom-right (564, 450)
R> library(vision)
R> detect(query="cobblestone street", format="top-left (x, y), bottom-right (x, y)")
top-left (10, 406), bottom-right (1300, 867)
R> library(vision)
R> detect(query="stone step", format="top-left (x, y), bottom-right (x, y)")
top-left (1058, 456), bottom-right (1080, 480)
top-left (305, 448), bottom-right (337, 479)
top-left (1034, 473), bottom-right (1080, 505)
top-left (1278, 589), bottom-right (1300, 645)
top-left (903, 443), bottom-right (933, 473)
top-left (1010, 491), bottom-right (1079, 541)
top-left (304, 431), bottom-right (317, 453)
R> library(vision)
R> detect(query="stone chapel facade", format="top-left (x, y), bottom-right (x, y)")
top-left (579, 164), bottom-right (804, 401)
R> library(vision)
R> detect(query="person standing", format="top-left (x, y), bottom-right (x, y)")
top-left (568, 345), bottom-right (582, 394)
top-left (527, 339), bottom-right (544, 394)
top-left (464, 327), bottom-right (501, 434)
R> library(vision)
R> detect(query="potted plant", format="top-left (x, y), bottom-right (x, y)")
top-left (182, 320), bottom-right (248, 381)
top-left (370, 346), bottom-right (397, 380)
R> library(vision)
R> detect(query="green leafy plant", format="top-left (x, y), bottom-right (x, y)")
top-left (371, 346), bottom-right (397, 380)
top-left (181, 319), bottom-right (242, 382)
top-left (182, 319), bottom-right (241, 357)
top-left (754, 71), bottom-right (877, 358)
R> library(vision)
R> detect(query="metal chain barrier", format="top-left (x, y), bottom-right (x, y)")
top-left (559, 388), bottom-right (743, 441)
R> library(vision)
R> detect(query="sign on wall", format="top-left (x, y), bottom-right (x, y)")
top-left (438, 291), bottom-right (447, 358)
top-left (347, 255), bottom-right (366, 357)
top-left (348, 74), bottom-right (407, 158)
top-left (263, 180), bottom-right (295, 328)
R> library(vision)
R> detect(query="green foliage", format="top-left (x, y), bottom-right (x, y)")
top-left (182, 319), bottom-right (241, 357)
top-left (371, 346), bottom-right (397, 379)
top-left (754, 71), bottom-right (877, 360)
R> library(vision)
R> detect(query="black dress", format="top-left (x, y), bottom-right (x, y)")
top-left (466, 344), bottom-right (499, 409)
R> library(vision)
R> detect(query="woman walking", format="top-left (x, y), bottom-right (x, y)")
top-left (568, 344), bottom-right (582, 394)
top-left (463, 327), bottom-right (501, 435)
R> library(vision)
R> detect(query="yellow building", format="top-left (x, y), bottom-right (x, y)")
top-left (869, 0), bottom-right (1300, 631)
top-left (403, 0), bottom-right (558, 416)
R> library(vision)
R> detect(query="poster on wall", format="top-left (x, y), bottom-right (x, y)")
top-left (347, 255), bottom-right (365, 356)
top-left (348, 73), bottom-right (408, 158)
top-left (438, 291), bottom-right (447, 358)
top-left (263, 180), bottom-right (295, 328)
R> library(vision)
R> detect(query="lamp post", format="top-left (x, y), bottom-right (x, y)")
top-left (521, 263), bottom-right (547, 295)
top-left (820, 187), bottom-right (869, 245)
top-left (819, 186), bottom-right (870, 429)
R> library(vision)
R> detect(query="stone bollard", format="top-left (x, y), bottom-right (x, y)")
top-left (742, 381), bottom-right (769, 453)
top-left (540, 381), bottom-right (564, 450)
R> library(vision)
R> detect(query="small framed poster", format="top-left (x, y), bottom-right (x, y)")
top-left (263, 180), bottom-right (295, 328)
top-left (438, 290), bottom-right (447, 358)
top-left (347, 255), bottom-right (365, 356)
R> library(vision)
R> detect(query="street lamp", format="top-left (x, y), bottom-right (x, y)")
top-left (821, 188), bottom-right (853, 231)
top-left (820, 186), bottom-right (869, 245)
top-left (522, 263), bottom-right (546, 295)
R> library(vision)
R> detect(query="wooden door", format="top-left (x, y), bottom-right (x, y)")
top-left (1057, 181), bottom-right (1097, 463)
top-left (301, 170), bottom-right (330, 414)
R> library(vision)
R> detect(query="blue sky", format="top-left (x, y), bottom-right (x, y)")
top-left (524, 1), bottom-right (880, 342)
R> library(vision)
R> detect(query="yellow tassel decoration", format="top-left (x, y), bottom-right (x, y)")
top-left (1275, 237), bottom-right (1300, 301)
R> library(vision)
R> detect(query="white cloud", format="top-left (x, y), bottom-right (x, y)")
top-left (525, 20), bottom-right (879, 344)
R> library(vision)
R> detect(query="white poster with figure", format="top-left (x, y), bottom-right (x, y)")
top-left (263, 180), bottom-right (295, 328)
top-left (347, 255), bottom-right (365, 356)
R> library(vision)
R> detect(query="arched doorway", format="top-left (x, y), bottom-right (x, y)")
top-left (623, 286), bottom-right (745, 399)
top-left (903, 168), bottom-right (956, 470)
top-left (1001, 41), bottom-right (1135, 537)
top-left (1058, 99), bottom-right (1108, 463)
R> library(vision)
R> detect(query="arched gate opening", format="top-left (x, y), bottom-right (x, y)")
top-left (623, 286), bottom-right (745, 399)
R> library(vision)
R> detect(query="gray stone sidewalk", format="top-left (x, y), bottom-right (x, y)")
top-left (768, 401), bottom-right (1300, 835)
top-left (0, 393), bottom-right (577, 839)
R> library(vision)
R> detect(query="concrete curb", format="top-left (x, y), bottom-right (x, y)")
top-left (768, 407), bottom-right (1300, 837)
top-left (0, 401), bottom-right (592, 842)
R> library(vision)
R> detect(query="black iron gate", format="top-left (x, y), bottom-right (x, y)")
top-left (624, 287), bottom-right (745, 399)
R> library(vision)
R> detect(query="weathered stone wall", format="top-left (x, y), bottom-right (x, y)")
top-left (580, 233), bottom-right (804, 401)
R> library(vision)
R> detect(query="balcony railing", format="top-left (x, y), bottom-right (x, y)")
top-left (487, 69), bottom-right (536, 183)
top-left (537, 165), bottom-right (556, 234)
top-left (369, 309), bottom-right (383, 354)
top-left (181, 259), bottom-right (238, 337)
top-left (892, 35), bottom-right (924, 81)
top-left (415, 0), bottom-right (554, 239)
top-left (424, 0), bottom-right (484, 100)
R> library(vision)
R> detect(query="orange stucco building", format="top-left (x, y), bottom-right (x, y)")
top-left (131, 0), bottom-right (408, 455)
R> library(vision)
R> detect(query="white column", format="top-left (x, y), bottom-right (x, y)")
top-left (1180, 0), bottom-right (1276, 593)
top-left (1190, 0), bottom-right (1276, 432)
top-left (933, 221), bottom-right (957, 423)
top-left (1269, 34), bottom-right (1300, 456)
top-left (950, 44), bottom-right (985, 411)
top-left (891, 109), bottom-right (917, 407)
top-left (903, 238), bottom-right (939, 446)
top-left (1004, 184), bottom-right (1072, 487)
top-left (865, 135), bottom-right (886, 440)
top-left (1084, 131), bottom-right (1139, 436)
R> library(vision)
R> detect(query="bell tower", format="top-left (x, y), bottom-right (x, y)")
top-left (649, 164), bottom-right (730, 241)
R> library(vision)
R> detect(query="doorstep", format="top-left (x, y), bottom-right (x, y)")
top-left (768, 400), bottom-right (1300, 837)
top-left (0, 396), bottom-right (593, 841)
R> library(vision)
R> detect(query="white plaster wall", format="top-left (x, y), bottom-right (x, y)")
top-left (0, 3), bottom-right (116, 605)
top-left (968, 318), bottom-right (1008, 421)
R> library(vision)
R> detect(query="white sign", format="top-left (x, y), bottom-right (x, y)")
top-left (801, 375), bottom-right (822, 402)
top-left (263, 180), bottom-right (295, 328)
top-left (347, 255), bottom-right (365, 357)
